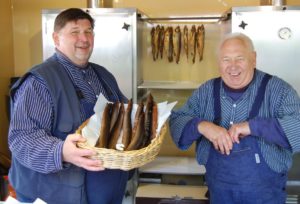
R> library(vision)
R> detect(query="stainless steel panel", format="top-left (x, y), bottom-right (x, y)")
top-left (224, 6), bottom-right (300, 95)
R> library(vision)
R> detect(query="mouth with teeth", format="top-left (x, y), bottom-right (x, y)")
top-left (228, 71), bottom-right (241, 78)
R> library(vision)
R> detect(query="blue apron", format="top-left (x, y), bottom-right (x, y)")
top-left (205, 74), bottom-right (287, 204)
top-left (77, 75), bottom-right (129, 204)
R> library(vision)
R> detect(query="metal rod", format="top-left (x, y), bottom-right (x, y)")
top-left (140, 15), bottom-right (225, 22)
top-left (87, 0), bottom-right (105, 8)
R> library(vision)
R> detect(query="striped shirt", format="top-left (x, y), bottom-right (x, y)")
top-left (169, 69), bottom-right (300, 173)
top-left (8, 52), bottom-right (112, 174)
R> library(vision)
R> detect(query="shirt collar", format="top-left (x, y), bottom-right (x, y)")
top-left (55, 49), bottom-right (90, 70)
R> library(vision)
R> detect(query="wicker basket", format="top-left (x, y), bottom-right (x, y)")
top-left (76, 123), bottom-right (167, 171)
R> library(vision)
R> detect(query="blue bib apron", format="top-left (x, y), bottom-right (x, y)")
top-left (77, 72), bottom-right (129, 204)
top-left (205, 75), bottom-right (287, 204)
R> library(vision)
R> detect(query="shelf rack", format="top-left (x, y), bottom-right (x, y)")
top-left (138, 81), bottom-right (201, 90)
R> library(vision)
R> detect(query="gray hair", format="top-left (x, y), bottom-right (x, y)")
top-left (217, 32), bottom-right (255, 56)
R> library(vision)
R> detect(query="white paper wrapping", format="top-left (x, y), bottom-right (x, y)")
top-left (81, 95), bottom-right (177, 148)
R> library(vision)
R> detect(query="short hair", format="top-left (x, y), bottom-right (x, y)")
top-left (54, 8), bottom-right (95, 32)
top-left (217, 32), bottom-right (255, 56)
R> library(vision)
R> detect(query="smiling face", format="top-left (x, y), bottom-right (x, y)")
top-left (218, 37), bottom-right (256, 89)
top-left (53, 19), bottom-right (94, 66)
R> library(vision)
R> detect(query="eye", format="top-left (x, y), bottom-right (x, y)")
top-left (222, 57), bottom-right (230, 63)
top-left (84, 30), bottom-right (94, 36)
top-left (236, 56), bottom-right (245, 62)
top-left (71, 30), bottom-right (80, 35)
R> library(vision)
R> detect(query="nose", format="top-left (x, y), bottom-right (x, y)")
top-left (77, 33), bottom-right (90, 41)
top-left (229, 59), bottom-right (240, 68)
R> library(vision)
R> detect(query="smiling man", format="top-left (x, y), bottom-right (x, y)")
top-left (8, 8), bottom-right (128, 204)
top-left (169, 33), bottom-right (300, 204)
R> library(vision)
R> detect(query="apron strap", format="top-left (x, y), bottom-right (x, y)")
top-left (213, 77), bottom-right (221, 125)
top-left (248, 73), bottom-right (272, 119)
top-left (92, 66), bottom-right (121, 102)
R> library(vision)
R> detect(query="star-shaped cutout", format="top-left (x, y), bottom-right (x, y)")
top-left (122, 22), bottom-right (130, 31)
top-left (239, 21), bottom-right (248, 30)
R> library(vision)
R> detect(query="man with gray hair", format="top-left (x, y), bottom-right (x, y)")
top-left (169, 32), bottom-right (300, 203)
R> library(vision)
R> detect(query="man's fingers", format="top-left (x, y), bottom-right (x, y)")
top-left (76, 156), bottom-right (105, 171)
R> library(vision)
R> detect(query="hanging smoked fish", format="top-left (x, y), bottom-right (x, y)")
top-left (159, 26), bottom-right (165, 59)
top-left (173, 26), bottom-right (182, 64)
top-left (196, 24), bottom-right (205, 62)
top-left (163, 27), bottom-right (170, 62)
top-left (183, 25), bottom-right (189, 61)
top-left (164, 27), bottom-right (174, 62)
top-left (190, 25), bottom-right (197, 64)
top-left (150, 27), bottom-right (156, 61)
top-left (154, 25), bottom-right (161, 60)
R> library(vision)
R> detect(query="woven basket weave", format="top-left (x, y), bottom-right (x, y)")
top-left (76, 123), bottom-right (167, 171)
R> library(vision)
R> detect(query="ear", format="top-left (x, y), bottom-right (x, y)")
top-left (252, 51), bottom-right (257, 67)
top-left (52, 32), bottom-right (59, 47)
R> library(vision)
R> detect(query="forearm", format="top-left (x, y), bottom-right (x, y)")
top-left (179, 117), bottom-right (202, 147)
top-left (9, 129), bottom-right (64, 173)
top-left (249, 118), bottom-right (290, 149)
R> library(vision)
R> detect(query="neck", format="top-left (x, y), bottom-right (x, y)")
top-left (55, 49), bottom-right (89, 69)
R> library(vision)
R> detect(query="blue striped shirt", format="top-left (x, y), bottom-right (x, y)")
top-left (169, 69), bottom-right (300, 173)
top-left (8, 52), bottom-right (112, 174)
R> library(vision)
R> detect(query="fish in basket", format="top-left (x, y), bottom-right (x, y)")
top-left (76, 94), bottom-right (176, 171)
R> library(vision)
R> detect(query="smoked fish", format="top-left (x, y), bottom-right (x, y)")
top-left (151, 102), bottom-right (158, 140)
top-left (122, 99), bottom-right (133, 149)
top-left (159, 26), bottom-right (165, 59)
top-left (95, 103), bottom-right (112, 148)
top-left (108, 103), bottom-right (125, 149)
top-left (190, 25), bottom-right (197, 64)
top-left (154, 25), bottom-right (161, 60)
top-left (164, 27), bottom-right (174, 62)
top-left (109, 102), bottom-right (120, 133)
top-left (143, 94), bottom-right (154, 147)
top-left (173, 26), bottom-right (182, 64)
top-left (150, 27), bottom-right (156, 61)
top-left (126, 112), bottom-right (145, 151)
top-left (196, 24), bottom-right (205, 62)
top-left (183, 25), bottom-right (189, 61)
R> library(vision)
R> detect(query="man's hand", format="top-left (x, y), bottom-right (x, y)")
top-left (62, 133), bottom-right (105, 171)
top-left (198, 121), bottom-right (233, 155)
top-left (228, 122), bottom-right (251, 144)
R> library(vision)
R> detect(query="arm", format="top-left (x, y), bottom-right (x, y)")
top-left (9, 76), bottom-right (63, 173)
top-left (169, 82), bottom-right (233, 155)
top-left (8, 75), bottom-right (103, 174)
top-left (169, 88), bottom-right (203, 150)
top-left (229, 78), bottom-right (300, 152)
top-left (249, 118), bottom-right (290, 148)
top-left (276, 86), bottom-right (300, 153)
top-left (181, 118), bottom-right (232, 155)
top-left (229, 116), bottom-right (291, 150)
